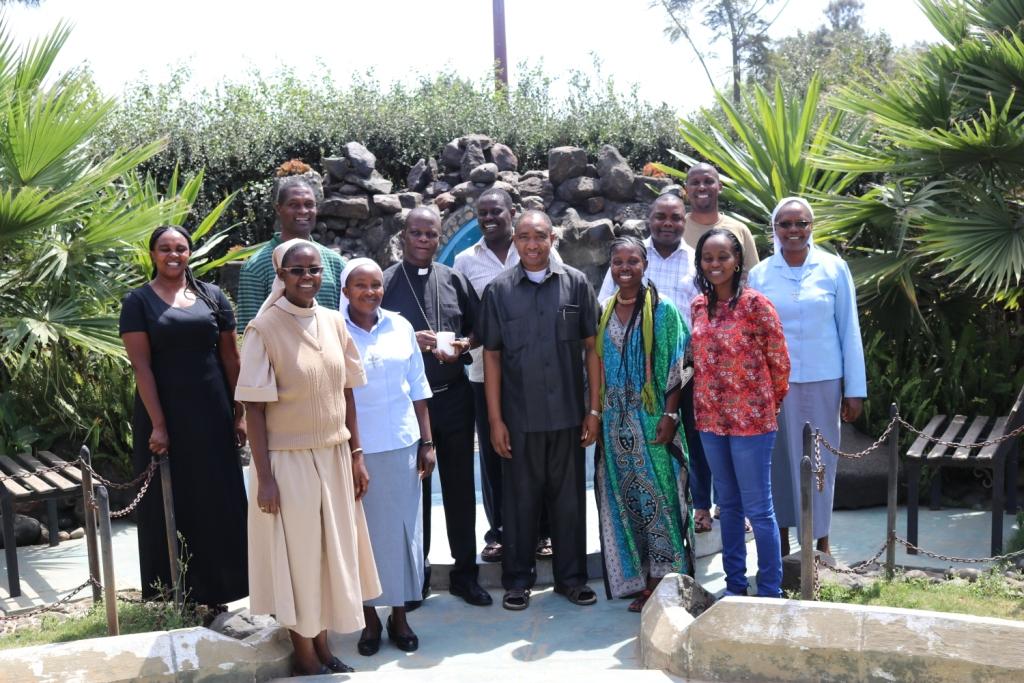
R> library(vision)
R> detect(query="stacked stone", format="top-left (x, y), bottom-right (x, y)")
top-left (407, 133), bottom-right (522, 212)
top-left (544, 144), bottom-right (673, 286)
top-left (317, 142), bottom-right (422, 260)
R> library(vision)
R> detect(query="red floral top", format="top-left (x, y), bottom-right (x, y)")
top-left (690, 288), bottom-right (790, 436)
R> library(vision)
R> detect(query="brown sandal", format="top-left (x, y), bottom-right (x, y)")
top-left (693, 509), bottom-right (713, 533)
top-left (628, 589), bottom-right (653, 613)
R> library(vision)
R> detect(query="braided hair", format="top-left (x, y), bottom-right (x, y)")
top-left (692, 227), bottom-right (744, 320)
top-left (148, 225), bottom-right (224, 324)
top-left (597, 236), bottom-right (661, 415)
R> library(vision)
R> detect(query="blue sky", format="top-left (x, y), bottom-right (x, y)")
top-left (9, 0), bottom-right (940, 113)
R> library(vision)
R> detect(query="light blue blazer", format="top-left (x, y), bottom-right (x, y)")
top-left (748, 248), bottom-right (867, 397)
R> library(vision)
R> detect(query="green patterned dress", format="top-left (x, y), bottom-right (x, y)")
top-left (596, 297), bottom-right (694, 598)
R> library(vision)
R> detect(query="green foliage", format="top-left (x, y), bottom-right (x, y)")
top-left (93, 63), bottom-right (686, 245)
top-left (816, 570), bottom-right (1024, 621)
top-left (821, 0), bottom-right (1024, 311)
top-left (656, 75), bottom-right (863, 246)
top-left (0, 599), bottom-right (204, 650)
top-left (0, 20), bottom-right (248, 468)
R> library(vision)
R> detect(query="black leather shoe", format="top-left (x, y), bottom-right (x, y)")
top-left (386, 615), bottom-right (419, 652)
top-left (357, 626), bottom-right (381, 656)
top-left (404, 599), bottom-right (422, 612)
top-left (450, 580), bottom-right (493, 606)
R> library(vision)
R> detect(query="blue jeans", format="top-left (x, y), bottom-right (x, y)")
top-left (699, 431), bottom-right (782, 597)
top-left (681, 383), bottom-right (713, 510)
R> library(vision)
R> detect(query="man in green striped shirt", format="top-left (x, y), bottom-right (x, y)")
top-left (236, 177), bottom-right (346, 332)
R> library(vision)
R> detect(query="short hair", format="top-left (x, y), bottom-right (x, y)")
top-left (479, 187), bottom-right (514, 211)
top-left (274, 176), bottom-right (316, 206)
top-left (514, 209), bottom-right (553, 232)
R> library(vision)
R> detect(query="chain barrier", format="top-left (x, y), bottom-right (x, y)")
top-left (893, 536), bottom-right (1024, 564)
top-left (0, 577), bottom-right (101, 623)
top-left (88, 458), bottom-right (161, 491)
top-left (895, 415), bottom-right (1024, 451)
top-left (92, 462), bottom-right (159, 519)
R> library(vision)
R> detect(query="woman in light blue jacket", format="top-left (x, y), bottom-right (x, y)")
top-left (748, 197), bottom-right (866, 557)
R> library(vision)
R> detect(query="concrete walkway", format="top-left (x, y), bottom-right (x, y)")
top-left (1, 461), bottom-right (1019, 681)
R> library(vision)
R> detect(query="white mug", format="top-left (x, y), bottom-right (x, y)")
top-left (435, 331), bottom-right (456, 355)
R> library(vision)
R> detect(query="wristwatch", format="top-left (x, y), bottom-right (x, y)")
top-left (420, 440), bottom-right (434, 448)
top-left (662, 411), bottom-right (680, 423)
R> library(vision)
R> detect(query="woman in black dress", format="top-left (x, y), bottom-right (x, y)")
top-left (119, 225), bottom-right (248, 607)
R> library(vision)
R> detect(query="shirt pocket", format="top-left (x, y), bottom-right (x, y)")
top-left (556, 304), bottom-right (582, 342)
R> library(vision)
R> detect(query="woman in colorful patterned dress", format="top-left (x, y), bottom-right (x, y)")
top-left (690, 228), bottom-right (790, 598)
top-left (596, 237), bottom-right (694, 612)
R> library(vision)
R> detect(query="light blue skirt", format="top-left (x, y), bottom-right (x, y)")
top-left (361, 444), bottom-right (424, 606)
top-left (771, 379), bottom-right (842, 539)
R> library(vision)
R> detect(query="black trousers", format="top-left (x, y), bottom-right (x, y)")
top-left (473, 381), bottom-right (551, 546)
top-left (501, 427), bottom-right (587, 591)
top-left (422, 377), bottom-right (478, 586)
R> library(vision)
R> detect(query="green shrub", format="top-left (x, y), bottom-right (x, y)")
top-left (93, 63), bottom-right (689, 245)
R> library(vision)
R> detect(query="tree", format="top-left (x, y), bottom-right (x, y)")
top-left (753, 0), bottom-right (899, 98)
top-left (654, 0), bottom-right (784, 103)
top-left (817, 0), bottom-right (1024, 319)
top-left (0, 18), bottom-right (247, 459)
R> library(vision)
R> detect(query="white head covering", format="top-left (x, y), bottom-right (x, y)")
top-left (769, 196), bottom-right (815, 254)
top-left (338, 257), bottom-right (383, 310)
top-left (256, 238), bottom-right (319, 316)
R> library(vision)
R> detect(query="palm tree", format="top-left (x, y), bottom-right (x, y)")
top-left (816, 0), bottom-right (1024, 320)
top-left (656, 74), bottom-right (864, 247)
top-left (0, 20), bottom-right (247, 456)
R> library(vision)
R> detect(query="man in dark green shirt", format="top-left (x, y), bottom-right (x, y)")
top-left (235, 177), bottom-right (345, 331)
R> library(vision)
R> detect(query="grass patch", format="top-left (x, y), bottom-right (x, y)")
top-left (817, 570), bottom-right (1024, 621)
top-left (0, 600), bottom-right (203, 651)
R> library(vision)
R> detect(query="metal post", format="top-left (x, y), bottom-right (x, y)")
top-left (885, 403), bottom-right (899, 579)
top-left (95, 485), bottom-right (119, 636)
top-left (80, 446), bottom-right (101, 603)
top-left (492, 0), bottom-right (509, 94)
top-left (800, 423), bottom-right (815, 601)
top-left (158, 457), bottom-right (181, 606)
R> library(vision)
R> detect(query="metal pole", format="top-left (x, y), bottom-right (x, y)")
top-left (885, 403), bottom-right (899, 579)
top-left (95, 485), bottom-right (119, 636)
top-left (800, 423), bottom-right (815, 601)
top-left (158, 457), bottom-right (182, 606)
top-left (80, 446), bottom-right (101, 603)
top-left (492, 0), bottom-right (509, 94)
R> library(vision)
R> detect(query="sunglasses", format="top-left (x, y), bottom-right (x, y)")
top-left (283, 266), bottom-right (324, 276)
top-left (776, 220), bottom-right (811, 229)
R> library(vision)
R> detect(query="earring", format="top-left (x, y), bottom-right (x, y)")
top-left (735, 265), bottom-right (741, 272)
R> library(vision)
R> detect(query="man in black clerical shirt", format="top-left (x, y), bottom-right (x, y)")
top-left (479, 210), bottom-right (602, 611)
top-left (381, 207), bottom-right (491, 608)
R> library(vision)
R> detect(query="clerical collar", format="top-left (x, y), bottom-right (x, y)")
top-left (403, 260), bottom-right (432, 277)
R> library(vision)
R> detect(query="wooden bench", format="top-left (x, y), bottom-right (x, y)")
top-left (1, 451), bottom-right (84, 598)
top-left (905, 384), bottom-right (1024, 556)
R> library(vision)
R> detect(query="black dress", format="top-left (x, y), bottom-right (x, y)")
top-left (119, 282), bottom-right (248, 604)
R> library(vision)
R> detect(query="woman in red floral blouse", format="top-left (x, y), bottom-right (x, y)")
top-left (690, 228), bottom-right (790, 597)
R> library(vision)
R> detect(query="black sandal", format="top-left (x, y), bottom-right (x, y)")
top-left (502, 588), bottom-right (530, 611)
top-left (555, 584), bottom-right (598, 606)
top-left (325, 656), bottom-right (355, 673)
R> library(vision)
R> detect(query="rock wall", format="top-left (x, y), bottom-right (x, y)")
top-left (301, 136), bottom-right (674, 289)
